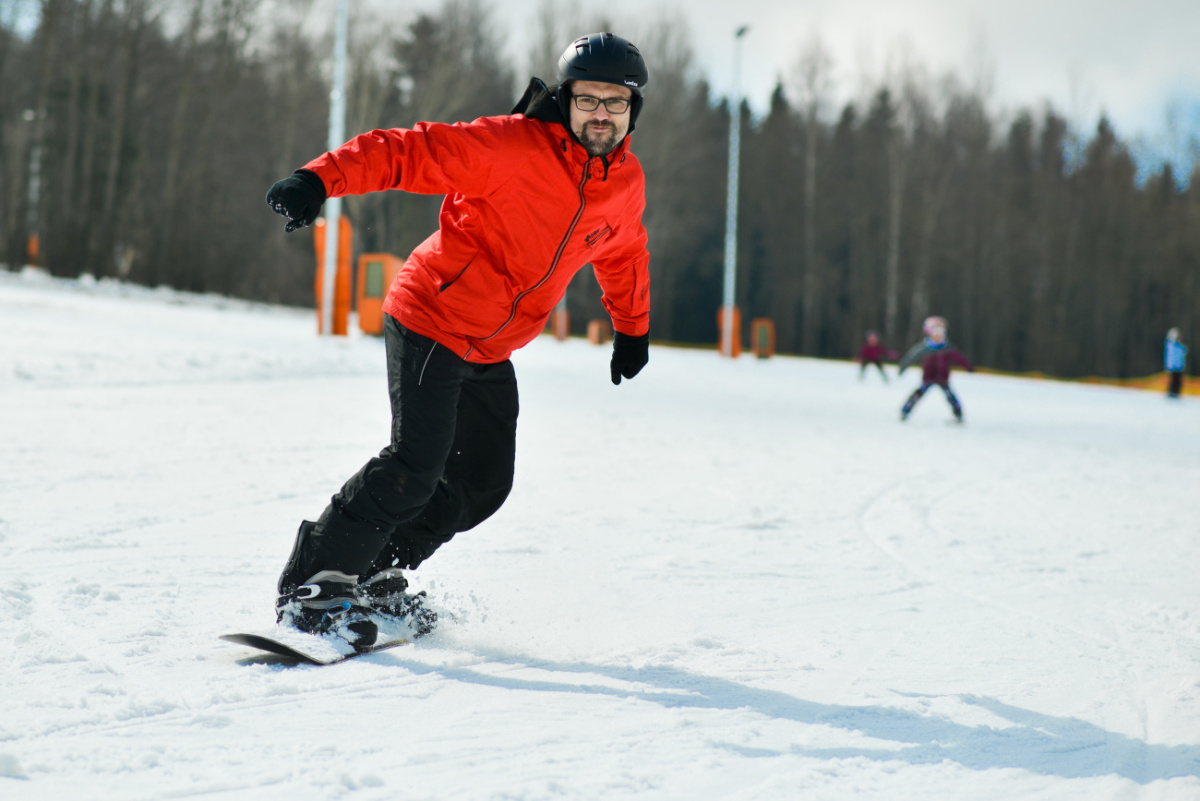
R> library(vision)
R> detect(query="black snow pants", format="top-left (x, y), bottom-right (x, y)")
top-left (1167, 371), bottom-right (1184, 398)
top-left (278, 315), bottom-right (519, 594)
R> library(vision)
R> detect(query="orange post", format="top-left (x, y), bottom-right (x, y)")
top-left (26, 234), bottom-right (39, 266)
top-left (356, 253), bottom-right (404, 335)
top-left (313, 216), bottom-right (353, 335)
top-left (717, 305), bottom-right (742, 357)
top-left (550, 307), bottom-right (569, 341)
top-left (587, 319), bottom-right (611, 345)
top-left (751, 318), bottom-right (775, 359)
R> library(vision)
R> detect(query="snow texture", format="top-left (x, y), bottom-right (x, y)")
top-left (2, 268), bottom-right (1199, 800)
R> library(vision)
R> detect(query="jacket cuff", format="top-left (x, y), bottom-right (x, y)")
top-left (613, 331), bottom-right (649, 345)
top-left (293, 169), bottom-right (328, 202)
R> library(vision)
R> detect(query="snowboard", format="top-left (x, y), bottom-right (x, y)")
top-left (220, 628), bottom-right (409, 665)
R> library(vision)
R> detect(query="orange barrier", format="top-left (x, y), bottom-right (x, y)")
top-left (717, 306), bottom-right (742, 357)
top-left (587, 319), bottom-right (611, 345)
top-left (313, 216), bottom-right (353, 336)
top-left (356, 253), bottom-right (403, 335)
top-left (27, 234), bottom-right (39, 266)
top-left (974, 366), bottom-right (1199, 397)
top-left (751, 318), bottom-right (775, 359)
top-left (550, 307), bottom-right (569, 341)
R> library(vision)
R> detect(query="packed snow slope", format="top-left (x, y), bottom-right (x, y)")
top-left (2, 269), bottom-right (1199, 801)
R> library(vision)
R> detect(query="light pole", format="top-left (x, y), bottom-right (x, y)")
top-left (23, 108), bottom-right (41, 266)
top-left (721, 25), bottom-right (749, 358)
top-left (321, 0), bottom-right (348, 336)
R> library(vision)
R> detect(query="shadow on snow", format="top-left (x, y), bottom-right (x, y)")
top-left (379, 651), bottom-right (1199, 784)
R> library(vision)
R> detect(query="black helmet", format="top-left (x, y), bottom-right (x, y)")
top-left (557, 33), bottom-right (648, 96)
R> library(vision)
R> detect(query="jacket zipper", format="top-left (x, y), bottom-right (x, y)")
top-left (465, 157), bottom-right (592, 358)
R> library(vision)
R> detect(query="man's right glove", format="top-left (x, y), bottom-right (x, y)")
top-left (265, 169), bottom-right (327, 232)
top-left (610, 331), bottom-right (649, 385)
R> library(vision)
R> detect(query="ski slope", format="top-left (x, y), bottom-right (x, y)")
top-left (1, 268), bottom-right (1198, 800)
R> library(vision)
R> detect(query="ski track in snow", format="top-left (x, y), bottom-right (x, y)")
top-left (2, 269), bottom-right (1200, 800)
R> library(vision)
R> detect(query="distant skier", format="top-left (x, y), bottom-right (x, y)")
top-left (898, 316), bottom-right (975, 422)
top-left (857, 330), bottom-right (898, 382)
top-left (1165, 327), bottom-right (1188, 398)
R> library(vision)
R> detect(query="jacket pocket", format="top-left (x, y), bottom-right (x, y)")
top-left (583, 223), bottom-right (612, 249)
top-left (438, 257), bottom-right (475, 292)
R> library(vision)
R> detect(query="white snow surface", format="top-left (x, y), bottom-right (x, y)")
top-left (2, 268), bottom-right (1199, 800)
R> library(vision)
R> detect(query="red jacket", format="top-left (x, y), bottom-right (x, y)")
top-left (304, 105), bottom-right (650, 363)
top-left (899, 341), bottom-right (975, 384)
top-left (857, 342), bottom-right (897, 364)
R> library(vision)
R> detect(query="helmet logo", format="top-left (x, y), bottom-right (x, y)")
top-left (625, 80), bottom-right (638, 86)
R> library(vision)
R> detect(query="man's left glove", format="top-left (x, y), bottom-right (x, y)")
top-left (265, 169), bottom-right (327, 232)
top-left (610, 332), bottom-right (649, 385)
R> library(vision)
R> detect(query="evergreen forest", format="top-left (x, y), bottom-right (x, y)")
top-left (2, 0), bottom-right (1197, 378)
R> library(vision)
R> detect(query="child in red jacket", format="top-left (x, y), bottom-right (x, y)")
top-left (898, 316), bottom-right (975, 422)
top-left (857, 331), bottom-right (898, 382)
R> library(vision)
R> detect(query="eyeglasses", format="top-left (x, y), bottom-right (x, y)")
top-left (572, 95), bottom-right (631, 114)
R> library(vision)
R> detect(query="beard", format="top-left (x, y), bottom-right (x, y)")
top-left (576, 120), bottom-right (622, 157)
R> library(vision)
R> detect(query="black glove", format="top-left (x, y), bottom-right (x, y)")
top-left (610, 331), bottom-right (649, 385)
top-left (265, 169), bottom-right (327, 232)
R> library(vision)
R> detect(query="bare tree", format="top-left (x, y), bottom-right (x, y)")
top-left (157, 0), bottom-right (203, 272)
top-left (621, 15), bottom-right (724, 344)
top-left (905, 77), bottom-right (957, 338)
top-left (879, 46), bottom-right (925, 343)
top-left (26, 0), bottom-right (67, 269)
top-left (525, 0), bottom-right (588, 82)
top-left (395, 0), bottom-right (514, 126)
top-left (86, 0), bottom-right (149, 276)
top-left (788, 32), bottom-right (833, 353)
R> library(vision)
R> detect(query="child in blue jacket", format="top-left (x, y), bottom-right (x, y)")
top-left (1165, 327), bottom-right (1188, 398)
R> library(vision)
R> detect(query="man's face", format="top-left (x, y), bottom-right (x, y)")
top-left (568, 80), bottom-right (634, 157)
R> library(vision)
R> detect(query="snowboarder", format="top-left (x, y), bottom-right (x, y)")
top-left (263, 33), bottom-right (652, 646)
top-left (857, 330), bottom-right (898, 382)
top-left (1165, 327), bottom-right (1188, 398)
top-left (898, 316), bottom-right (975, 423)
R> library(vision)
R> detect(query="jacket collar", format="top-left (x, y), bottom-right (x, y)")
top-left (511, 78), bottom-right (632, 180)
top-left (511, 77), bottom-right (564, 124)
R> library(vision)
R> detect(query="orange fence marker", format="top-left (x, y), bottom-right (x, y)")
top-left (750, 318), bottom-right (775, 359)
top-left (717, 305), bottom-right (742, 357)
top-left (550, 307), bottom-right (569, 341)
top-left (587, 319), bottom-right (611, 345)
top-left (355, 253), bottom-right (404, 335)
top-left (313, 216), bottom-right (353, 335)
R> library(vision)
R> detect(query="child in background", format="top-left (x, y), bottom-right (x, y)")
top-left (1165, 327), bottom-right (1188, 398)
top-left (898, 316), bottom-right (975, 422)
top-left (857, 330), bottom-right (898, 382)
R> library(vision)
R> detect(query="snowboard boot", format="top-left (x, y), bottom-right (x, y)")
top-left (276, 569), bottom-right (378, 648)
top-left (358, 568), bottom-right (438, 637)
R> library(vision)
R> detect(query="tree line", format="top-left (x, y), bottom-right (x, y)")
top-left (2, 0), bottom-right (1196, 378)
